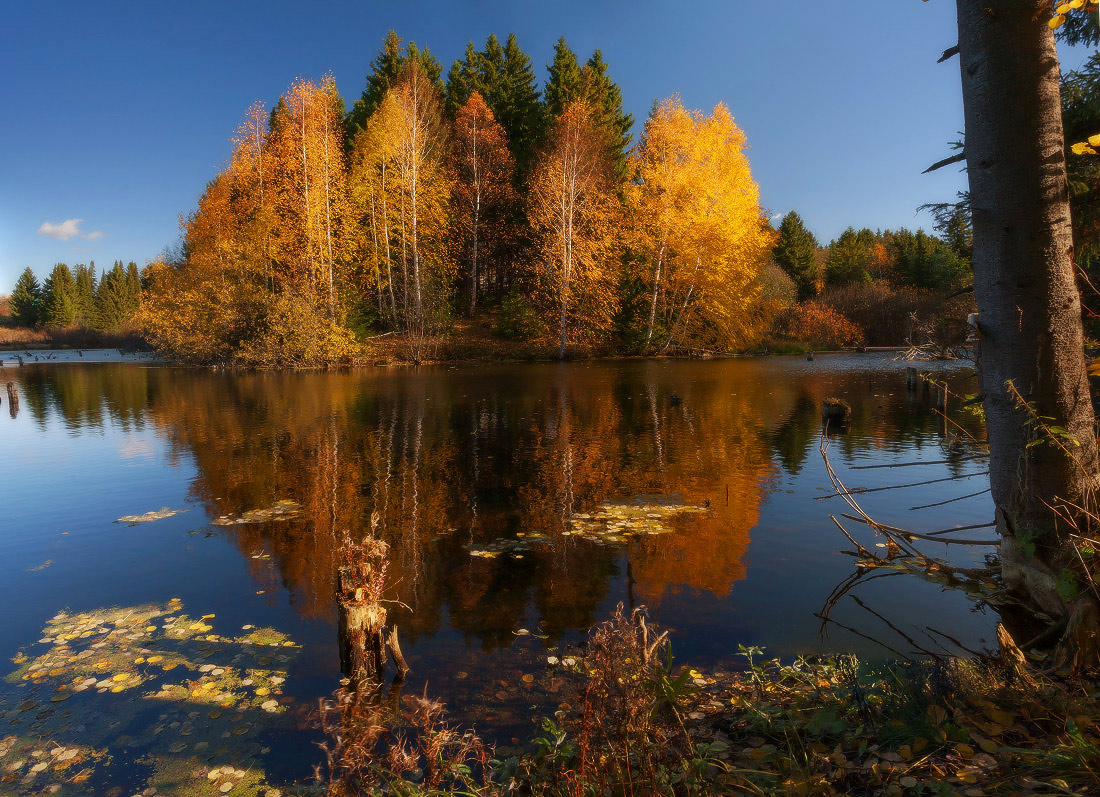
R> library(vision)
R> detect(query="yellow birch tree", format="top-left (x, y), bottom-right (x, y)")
top-left (528, 100), bottom-right (620, 358)
top-left (627, 98), bottom-right (775, 353)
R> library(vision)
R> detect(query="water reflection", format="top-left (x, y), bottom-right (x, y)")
top-left (6, 357), bottom-right (985, 658)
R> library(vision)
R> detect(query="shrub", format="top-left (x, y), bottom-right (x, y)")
top-left (815, 283), bottom-right (973, 347)
top-left (785, 302), bottom-right (864, 348)
top-left (495, 289), bottom-right (545, 341)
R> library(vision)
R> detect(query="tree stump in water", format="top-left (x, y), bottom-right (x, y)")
top-left (906, 367), bottom-right (919, 391)
top-left (822, 397), bottom-right (851, 435)
top-left (337, 565), bottom-right (387, 687)
top-left (6, 383), bottom-right (17, 419)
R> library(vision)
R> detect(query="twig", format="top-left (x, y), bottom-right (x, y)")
top-left (836, 513), bottom-right (996, 545)
top-left (814, 612), bottom-right (913, 661)
top-left (849, 456), bottom-right (986, 470)
top-left (851, 595), bottom-right (941, 658)
top-left (909, 488), bottom-right (990, 510)
top-left (815, 470), bottom-right (988, 500)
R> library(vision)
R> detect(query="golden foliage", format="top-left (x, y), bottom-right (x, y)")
top-left (626, 97), bottom-right (776, 353)
top-left (528, 100), bottom-right (621, 358)
top-left (140, 77), bottom-right (358, 366)
top-left (451, 91), bottom-right (516, 312)
top-left (349, 62), bottom-right (454, 354)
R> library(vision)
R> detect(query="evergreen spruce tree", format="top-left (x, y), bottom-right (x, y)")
top-left (499, 33), bottom-right (544, 178)
top-left (95, 261), bottom-right (129, 331)
top-left (10, 267), bottom-right (42, 326)
top-left (579, 50), bottom-right (634, 181)
top-left (42, 263), bottom-right (76, 327)
top-left (543, 37), bottom-right (583, 120)
top-left (346, 32), bottom-right (443, 141)
top-left (825, 228), bottom-right (875, 286)
top-left (773, 211), bottom-right (819, 298)
top-left (444, 41), bottom-right (482, 117)
top-left (72, 263), bottom-right (97, 327)
top-left (445, 33), bottom-right (543, 178)
top-left (125, 261), bottom-right (142, 315)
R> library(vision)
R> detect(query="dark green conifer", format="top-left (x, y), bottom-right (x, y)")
top-left (10, 267), bottom-right (42, 326)
top-left (773, 212), bottom-right (820, 298)
top-left (42, 263), bottom-right (76, 327)
top-left (346, 32), bottom-right (444, 141)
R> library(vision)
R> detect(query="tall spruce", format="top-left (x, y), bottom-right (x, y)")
top-left (544, 37), bottom-right (583, 120)
top-left (499, 34), bottom-right (544, 177)
top-left (773, 211), bottom-right (819, 298)
top-left (10, 267), bottom-right (42, 326)
top-left (544, 39), bottom-right (632, 181)
top-left (43, 263), bottom-right (76, 327)
top-left (95, 261), bottom-right (130, 331)
top-left (72, 264), bottom-right (97, 327)
top-left (444, 34), bottom-right (543, 177)
top-left (579, 50), bottom-right (634, 181)
top-left (125, 261), bottom-right (142, 314)
top-left (346, 32), bottom-right (443, 141)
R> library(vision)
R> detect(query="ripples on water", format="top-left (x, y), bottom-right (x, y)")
top-left (0, 353), bottom-right (993, 787)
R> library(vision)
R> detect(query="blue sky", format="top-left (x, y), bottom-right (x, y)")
top-left (0, 1), bottom-right (1090, 291)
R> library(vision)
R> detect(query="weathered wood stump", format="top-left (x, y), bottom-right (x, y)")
top-left (337, 565), bottom-right (386, 687)
top-left (6, 383), bottom-right (17, 419)
top-left (905, 367), bottom-right (919, 391)
top-left (335, 535), bottom-right (411, 688)
top-left (821, 397), bottom-right (851, 432)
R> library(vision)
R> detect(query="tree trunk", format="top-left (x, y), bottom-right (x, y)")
top-left (957, 0), bottom-right (1100, 650)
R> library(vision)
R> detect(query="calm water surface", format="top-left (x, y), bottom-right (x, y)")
top-left (0, 354), bottom-right (993, 790)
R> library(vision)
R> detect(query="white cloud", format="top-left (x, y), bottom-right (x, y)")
top-left (36, 218), bottom-right (104, 241)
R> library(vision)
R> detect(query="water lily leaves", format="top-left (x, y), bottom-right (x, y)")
top-left (211, 500), bottom-right (302, 527)
top-left (566, 499), bottom-right (708, 545)
top-left (0, 599), bottom-right (298, 794)
top-left (115, 507), bottom-right (189, 525)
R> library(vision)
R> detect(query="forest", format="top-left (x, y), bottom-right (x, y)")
top-left (4, 31), bottom-right (1099, 367)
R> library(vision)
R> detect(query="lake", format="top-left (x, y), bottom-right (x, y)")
top-left (0, 353), bottom-right (994, 792)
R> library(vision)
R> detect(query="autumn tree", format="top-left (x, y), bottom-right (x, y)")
top-left (956, 0), bottom-right (1099, 661)
top-left (143, 77), bottom-right (356, 365)
top-left (390, 61), bottom-right (453, 343)
top-left (267, 75), bottom-right (354, 319)
top-left (346, 32), bottom-right (443, 141)
top-left (445, 33), bottom-right (544, 178)
top-left (528, 100), bottom-right (620, 358)
top-left (773, 211), bottom-right (819, 299)
top-left (451, 91), bottom-right (516, 312)
top-left (10, 268), bottom-right (41, 326)
top-left (349, 60), bottom-right (453, 352)
top-left (626, 98), bottom-right (775, 353)
top-left (543, 38), bottom-right (633, 181)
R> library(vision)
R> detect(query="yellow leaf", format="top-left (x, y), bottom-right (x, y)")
top-left (1050, 15), bottom-right (1066, 28)
top-left (975, 734), bottom-right (998, 754)
top-left (956, 743), bottom-right (975, 760)
top-left (1056, 2), bottom-right (1073, 11)
top-left (1088, 134), bottom-right (1100, 147)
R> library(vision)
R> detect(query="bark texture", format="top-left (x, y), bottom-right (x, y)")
top-left (957, 0), bottom-right (1099, 631)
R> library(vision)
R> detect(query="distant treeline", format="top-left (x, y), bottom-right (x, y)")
top-left (8, 260), bottom-right (143, 332)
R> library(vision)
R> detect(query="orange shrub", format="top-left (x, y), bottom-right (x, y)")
top-left (786, 301), bottom-right (864, 348)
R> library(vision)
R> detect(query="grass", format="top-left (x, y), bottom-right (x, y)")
top-left (0, 323), bottom-right (147, 351)
top-left (313, 607), bottom-right (1100, 796)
